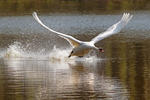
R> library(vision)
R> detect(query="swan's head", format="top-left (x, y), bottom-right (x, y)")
top-left (99, 48), bottom-right (104, 53)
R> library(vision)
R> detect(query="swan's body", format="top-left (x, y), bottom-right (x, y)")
top-left (32, 12), bottom-right (133, 57)
top-left (69, 42), bottom-right (97, 57)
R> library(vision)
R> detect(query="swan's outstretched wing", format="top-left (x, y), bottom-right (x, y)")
top-left (90, 13), bottom-right (133, 44)
top-left (32, 12), bottom-right (81, 47)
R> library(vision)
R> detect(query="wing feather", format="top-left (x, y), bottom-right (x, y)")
top-left (32, 12), bottom-right (81, 47)
top-left (90, 13), bottom-right (133, 44)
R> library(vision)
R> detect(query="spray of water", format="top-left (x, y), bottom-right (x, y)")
top-left (0, 41), bottom-right (101, 62)
top-left (2, 42), bottom-right (24, 58)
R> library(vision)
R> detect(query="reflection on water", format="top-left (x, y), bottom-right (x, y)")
top-left (0, 58), bottom-right (129, 100)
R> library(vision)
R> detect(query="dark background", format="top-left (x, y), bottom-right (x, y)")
top-left (0, 0), bottom-right (150, 15)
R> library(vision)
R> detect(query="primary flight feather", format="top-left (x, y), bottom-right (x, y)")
top-left (32, 12), bottom-right (81, 47)
top-left (90, 13), bottom-right (133, 44)
top-left (32, 12), bottom-right (133, 57)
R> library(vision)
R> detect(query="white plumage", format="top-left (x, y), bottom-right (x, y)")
top-left (32, 12), bottom-right (133, 57)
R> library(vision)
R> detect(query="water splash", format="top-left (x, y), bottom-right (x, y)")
top-left (48, 46), bottom-right (72, 62)
top-left (0, 41), bottom-right (101, 62)
top-left (0, 41), bottom-right (43, 58)
top-left (3, 42), bottom-right (25, 58)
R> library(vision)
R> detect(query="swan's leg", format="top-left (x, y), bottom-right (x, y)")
top-left (68, 54), bottom-right (71, 58)
top-left (68, 50), bottom-right (73, 58)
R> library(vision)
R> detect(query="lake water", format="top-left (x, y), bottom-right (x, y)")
top-left (0, 12), bottom-right (150, 100)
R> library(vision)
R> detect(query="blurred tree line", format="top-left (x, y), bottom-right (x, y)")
top-left (0, 0), bottom-right (150, 15)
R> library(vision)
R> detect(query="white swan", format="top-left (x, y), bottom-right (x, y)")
top-left (32, 12), bottom-right (133, 58)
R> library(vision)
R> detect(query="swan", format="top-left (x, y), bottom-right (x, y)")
top-left (32, 12), bottom-right (133, 58)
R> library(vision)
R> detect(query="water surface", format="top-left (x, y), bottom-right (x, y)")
top-left (0, 13), bottom-right (150, 100)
